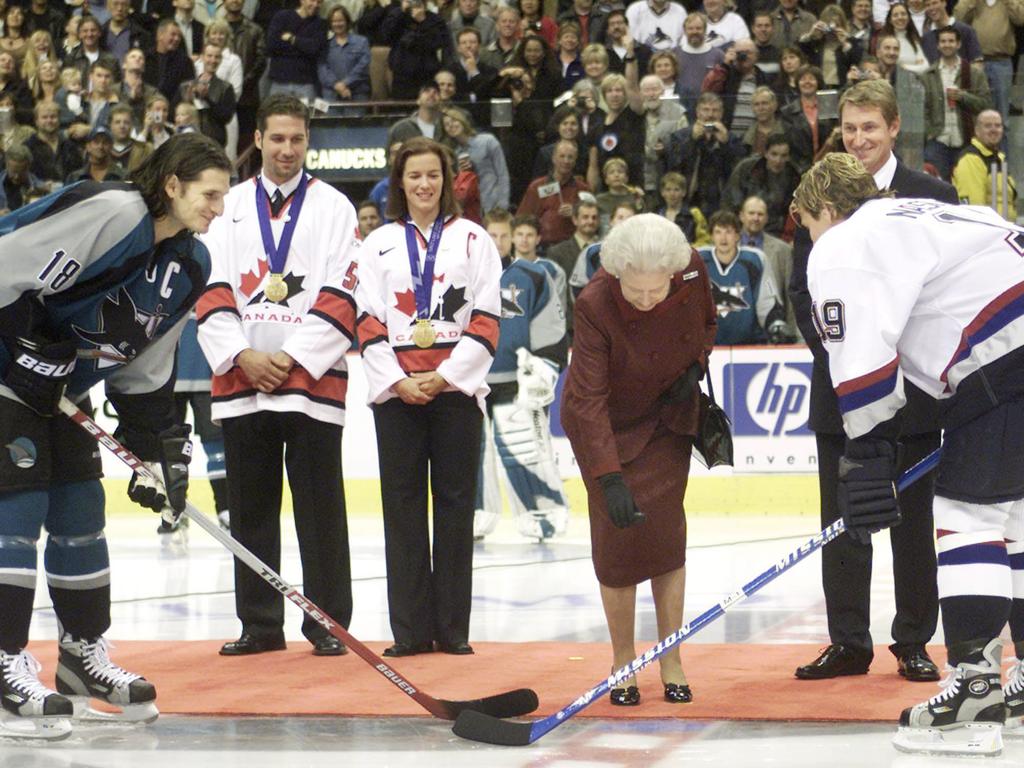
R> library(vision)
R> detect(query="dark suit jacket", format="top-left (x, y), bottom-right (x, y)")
top-left (790, 158), bottom-right (958, 436)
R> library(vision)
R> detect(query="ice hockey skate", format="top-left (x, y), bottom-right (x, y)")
top-left (892, 638), bottom-right (1005, 757)
top-left (0, 650), bottom-right (73, 741)
top-left (55, 634), bottom-right (158, 724)
top-left (1005, 649), bottom-right (1024, 737)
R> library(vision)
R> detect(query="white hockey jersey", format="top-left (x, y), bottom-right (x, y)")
top-left (196, 174), bottom-right (361, 426)
top-left (807, 197), bottom-right (1024, 439)
top-left (356, 216), bottom-right (501, 408)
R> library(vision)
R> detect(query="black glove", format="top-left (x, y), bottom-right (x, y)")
top-left (659, 362), bottom-right (702, 404)
top-left (3, 336), bottom-right (77, 416)
top-left (127, 425), bottom-right (193, 522)
top-left (598, 472), bottom-right (646, 529)
top-left (837, 438), bottom-right (900, 545)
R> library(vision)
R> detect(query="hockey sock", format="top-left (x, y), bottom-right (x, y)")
top-left (0, 490), bottom-right (47, 652)
top-left (210, 476), bottom-right (229, 514)
top-left (1010, 537), bottom-right (1024, 642)
top-left (942, 595), bottom-right (1011, 653)
top-left (0, 584), bottom-right (36, 651)
top-left (45, 481), bottom-right (111, 639)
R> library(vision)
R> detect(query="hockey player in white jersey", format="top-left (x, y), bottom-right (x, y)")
top-left (474, 209), bottom-right (569, 541)
top-left (793, 153), bottom-right (1024, 756)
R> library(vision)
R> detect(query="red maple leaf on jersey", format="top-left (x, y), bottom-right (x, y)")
top-left (433, 273), bottom-right (445, 283)
top-left (239, 260), bottom-right (269, 298)
top-left (393, 288), bottom-right (418, 317)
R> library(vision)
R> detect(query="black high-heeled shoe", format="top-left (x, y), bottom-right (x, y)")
top-left (663, 682), bottom-right (693, 703)
top-left (609, 685), bottom-right (640, 706)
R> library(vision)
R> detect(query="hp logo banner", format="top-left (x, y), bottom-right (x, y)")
top-left (723, 361), bottom-right (813, 437)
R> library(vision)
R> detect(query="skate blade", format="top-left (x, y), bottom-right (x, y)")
top-left (0, 713), bottom-right (72, 741)
top-left (892, 722), bottom-right (1003, 756)
top-left (69, 697), bottom-right (159, 724)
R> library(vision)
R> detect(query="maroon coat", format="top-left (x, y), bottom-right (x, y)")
top-left (561, 257), bottom-right (717, 586)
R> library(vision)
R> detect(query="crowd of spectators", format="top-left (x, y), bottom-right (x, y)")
top-left (0, 0), bottom-right (1017, 345)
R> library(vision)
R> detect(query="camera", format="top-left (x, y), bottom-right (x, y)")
top-left (149, 112), bottom-right (162, 124)
top-left (511, 78), bottom-right (525, 90)
top-left (703, 122), bottom-right (716, 135)
top-left (824, 23), bottom-right (835, 33)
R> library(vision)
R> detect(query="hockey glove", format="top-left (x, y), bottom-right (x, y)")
top-left (515, 348), bottom-right (559, 410)
top-left (127, 425), bottom-right (193, 523)
top-left (837, 438), bottom-right (900, 546)
top-left (659, 361), bottom-right (702, 404)
top-left (3, 336), bottom-right (77, 417)
top-left (598, 472), bottom-right (646, 529)
top-left (767, 321), bottom-right (790, 345)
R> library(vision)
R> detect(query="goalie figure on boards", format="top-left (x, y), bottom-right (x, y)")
top-left (0, 135), bottom-right (231, 740)
top-left (475, 210), bottom-right (569, 542)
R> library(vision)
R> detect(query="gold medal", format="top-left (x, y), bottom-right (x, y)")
top-left (265, 273), bottom-right (288, 302)
top-left (411, 319), bottom-right (436, 348)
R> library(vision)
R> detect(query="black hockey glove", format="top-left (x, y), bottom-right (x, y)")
top-left (837, 438), bottom-right (900, 546)
top-left (127, 425), bottom-right (193, 523)
top-left (598, 472), bottom-right (646, 529)
top-left (659, 362), bottom-right (702, 405)
top-left (3, 336), bottom-right (77, 417)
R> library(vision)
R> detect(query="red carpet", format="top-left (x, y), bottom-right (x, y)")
top-left (28, 641), bottom-right (946, 722)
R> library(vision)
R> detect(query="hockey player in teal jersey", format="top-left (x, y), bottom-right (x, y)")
top-left (0, 134), bottom-right (231, 740)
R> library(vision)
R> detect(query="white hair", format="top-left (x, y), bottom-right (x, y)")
top-left (600, 213), bottom-right (692, 277)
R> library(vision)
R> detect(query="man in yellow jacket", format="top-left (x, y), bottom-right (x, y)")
top-left (952, 109), bottom-right (1017, 220)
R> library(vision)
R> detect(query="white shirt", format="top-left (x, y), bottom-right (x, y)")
top-left (705, 12), bottom-right (750, 49)
top-left (626, 1), bottom-right (687, 50)
top-left (873, 151), bottom-right (898, 190)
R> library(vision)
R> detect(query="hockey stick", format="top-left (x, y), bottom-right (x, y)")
top-left (58, 397), bottom-right (539, 721)
top-left (453, 446), bottom-right (942, 745)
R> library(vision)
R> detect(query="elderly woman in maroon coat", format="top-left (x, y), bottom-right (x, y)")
top-left (561, 213), bottom-right (716, 707)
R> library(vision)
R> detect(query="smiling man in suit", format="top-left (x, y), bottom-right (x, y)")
top-left (790, 79), bottom-right (958, 684)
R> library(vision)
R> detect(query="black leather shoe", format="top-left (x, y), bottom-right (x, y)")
top-left (437, 641), bottom-right (474, 655)
top-left (219, 632), bottom-right (287, 656)
top-left (893, 646), bottom-right (940, 682)
top-left (312, 636), bottom-right (347, 656)
top-left (609, 686), bottom-right (640, 706)
top-left (663, 682), bottom-right (693, 703)
top-left (795, 644), bottom-right (872, 679)
top-left (382, 641), bottom-right (434, 657)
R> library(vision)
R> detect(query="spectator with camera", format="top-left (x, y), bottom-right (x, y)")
top-left (503, 32), bottom-right (564, 101)
top-left (382, 0), bottom-right (456, 100)
top-left (662, 92), bottom-right (744, 219)
top-left (137, 93), bottom-right (174, 149)
top-left (798, 5), bottom-right (863, 88)
top-left (702, 38), bottom-right (770, 136)
top-left (516, 0), bottom-right (557, 48)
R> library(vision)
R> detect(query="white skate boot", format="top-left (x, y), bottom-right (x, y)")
top-left (56, 634), bottom-right (158, 723)
top-left (0, 650), bottom-right (73, 740)
top-left (157, 513), bottom-right (189, 554)
top-left (1005, 643), bottom-right (1024, 737)
top-left (893, 638), bottom-right (1005, 757)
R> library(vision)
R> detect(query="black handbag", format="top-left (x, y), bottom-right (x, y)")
top-left (693, 369), bottom-right (734, 469)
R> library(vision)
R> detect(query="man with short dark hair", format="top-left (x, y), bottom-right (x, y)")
top-left (921, 26), bottom-right (991, 180)
top-left (604, 10), bottom-right (653, 75)
top-left (357, 198), bottom-right (382, 239)
top-left (769, 0), bottom-right (816, 50)
top-left (0, 145), bottom-right (43, 214)
top-left (109, 104), bottom-right (154, 174)
top-left (387, 83), bottom-right (447, 146)
top-left (199, 95), bottom-right (360, 660)
top-left (24, 102), bottom-right (83, 188)
top-left (145, 18), bottom-right (195, 101)
top-left (103, 0), bottom-right (152, 62)
top-left (453, 27), bottom-right (498, 105)
top-left (724, 133), bottom-right (801, 235)
top-left (751, 11), bottom-right (780, 74)
top-left (739, 195), bottom-right (796, 339)
top-left (177, 43), bottom-right (238, 147)
top-left (544, 197), bottom-right (599, 327)
top-left (921, 0), bottom-right (982, 63)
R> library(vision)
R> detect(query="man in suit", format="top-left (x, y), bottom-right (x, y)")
top-left (790, 79), bottom-right (957, 683)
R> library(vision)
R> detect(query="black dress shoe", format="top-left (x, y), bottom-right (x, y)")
top-left (795, 644), bottom-right (872, 679)
top-left (437, 641), bottom-right (474, 655)
top-left (663, 682), bottom-right (693, 703)
top-left (382, 641), bottom-right (434, 657)
top-left (312, 636), bottom-right (348, 656)
top-left (893, 646), bottom-right (940, 682)
top-left (219, 632), bottom-right (287, 656)
top-left (609, 686), bottom-right (640, 706)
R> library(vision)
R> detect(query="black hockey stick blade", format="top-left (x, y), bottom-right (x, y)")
top-left (439, 689), bottom-right (538, 720)
top-left (453, 709), bottom-right (535, 746)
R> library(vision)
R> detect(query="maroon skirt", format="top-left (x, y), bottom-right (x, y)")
top-left (584, 426), bottom-right (692, 588)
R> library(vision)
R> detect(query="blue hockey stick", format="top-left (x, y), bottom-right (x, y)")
top-left (452, 446), bottom-right (942, 745)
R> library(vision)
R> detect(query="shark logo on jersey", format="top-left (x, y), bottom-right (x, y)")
top-left (501, 282), bottom-right (524, 318)
top-left (711, 281), bottom-right (750, 317)
top-left (73, 287), bottom-right (168, 368)
top-left (5, 437), bottom-right (36, 468)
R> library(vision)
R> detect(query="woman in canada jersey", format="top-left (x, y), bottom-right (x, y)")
top-left (357, 137), bottom-right (501, 658)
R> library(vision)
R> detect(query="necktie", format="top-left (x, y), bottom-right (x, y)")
top-left (270, 189), bottom-right (285, 217)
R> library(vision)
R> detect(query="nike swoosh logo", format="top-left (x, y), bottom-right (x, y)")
top-left (379, 247), bottom-right (394, 256)
top-left (233, 216), bottom-right (244, 223)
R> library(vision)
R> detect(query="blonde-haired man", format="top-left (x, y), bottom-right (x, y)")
top-left (792, 151), bottom-right (1024, 757)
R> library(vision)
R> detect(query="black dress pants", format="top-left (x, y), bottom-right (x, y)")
top-left (816, 430), bottom-right (940, 654)
top-left (222, 411), bottom-right (352, 643)
top-left (373, 392), bottom-right (482, 647)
